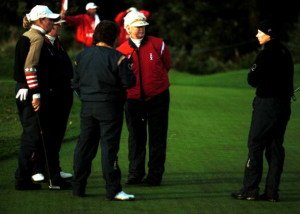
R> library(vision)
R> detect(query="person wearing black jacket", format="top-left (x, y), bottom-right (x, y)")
top-left (13, 5), bottom-right (60, 190)
top-left (72, 20), bottom-right (136, 200)
top-left (32, 19), bottom-right (74, 189)
top-left (232, 20), bottom-right (294, 202)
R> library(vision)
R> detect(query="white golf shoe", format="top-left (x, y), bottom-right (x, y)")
top-left (32, 173), bottom-right (45, 182)
top-left (114, 191), bottom-right (135, 201)
top-left (60, 171), bottom-right (73, 179)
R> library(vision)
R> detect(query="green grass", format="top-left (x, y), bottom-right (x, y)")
top-left (0, 68), bottom-right (300, 213)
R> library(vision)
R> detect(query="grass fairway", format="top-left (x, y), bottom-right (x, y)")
top-left (0, 68), bottom-right (300, 213)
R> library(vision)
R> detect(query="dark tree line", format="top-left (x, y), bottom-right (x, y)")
top-left (1, 0), bottom-right (300, 74)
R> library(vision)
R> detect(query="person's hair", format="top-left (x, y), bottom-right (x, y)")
top-left (22, 16), bottom-right (32, 29)
top-left (93, 20), bottom-right (120, 46)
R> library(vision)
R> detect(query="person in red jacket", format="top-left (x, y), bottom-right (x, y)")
top-left (117, 10), bottom-right (172, 186)
top-left (114, 7), bottom-right (150, 46)
top-left (61, 2), bottom-right (100, 47)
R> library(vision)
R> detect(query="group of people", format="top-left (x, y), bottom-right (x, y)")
top-left (14, 3), bottom-right (171, 201)
top-left (14, 2), bottom-right (294, 203)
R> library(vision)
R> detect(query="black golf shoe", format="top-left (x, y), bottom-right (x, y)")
top-left (231, 189), bottom-right (259, 201)
top-left (259, 193), bottom-right (279, 202)
top-left (50, 175), bottom-right (72, 190)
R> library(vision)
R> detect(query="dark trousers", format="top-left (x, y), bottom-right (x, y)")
top-left (243, 96), bottom-right (291, 196)
top-left (15, 95), bottom-right (42, 184)
top-left (125, 89), bottom-right (170, 182)
top-left (39, 90), bottom-right (73, 178)
top-left (73, 101), bottom-right (123, 199)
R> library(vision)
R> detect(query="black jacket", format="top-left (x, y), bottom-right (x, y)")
top-left (38, 37), bottom-right (73, 95)
top-left (248, 39), bottom-right (294, 99)
top-left (72, 46), bottom-right (136, 102)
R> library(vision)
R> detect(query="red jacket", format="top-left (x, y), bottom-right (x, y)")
top-left (117, 36), bottom-right (171, 100)
top-left (64, 14), bottom-right (96, 47)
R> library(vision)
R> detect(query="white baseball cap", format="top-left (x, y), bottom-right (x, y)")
top-left (124, 11), bottom-right (149, 28)
top-left (85, 2), bottom-right (98, 10)
top-left (26, 5), bottom-right (60, 21)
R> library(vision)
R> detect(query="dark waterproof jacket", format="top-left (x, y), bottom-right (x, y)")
top-left (248, 39), bottom-right (294, 99)
top-left (72, 46), bottom-right (136, 102)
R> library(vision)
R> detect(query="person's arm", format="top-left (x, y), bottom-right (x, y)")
top-left (161, 41), bottom-right (172, 72)
top-left (247, 52), bottom-right (265, 87)
top-left (64, 14), bottom-right (84, 26)
top-left (114, 11), bottom-right (127, 25)
top-left (118, 56), bottom-right (136, 89)
top-left (71, 55), bottom-right (81, 96)
top-left (24, 33), bottom-right (44, 111)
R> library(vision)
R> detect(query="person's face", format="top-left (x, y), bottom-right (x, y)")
top-left (48, 24), bottom-right (62, 37)
top-left (38, 18), bottom-right (55, 33)
top-left (127, 26), bottom-right (146, 39)
top-left (256, 30), bottom-right (271, 45)
top-left (87, 8), bottom-right (97, 16)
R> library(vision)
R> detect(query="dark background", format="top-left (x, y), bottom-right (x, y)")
top-left (1, 0), bottom-right (300, 74)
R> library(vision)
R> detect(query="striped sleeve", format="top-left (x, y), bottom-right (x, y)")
top-left (23, 31), bottom-right (44, 92)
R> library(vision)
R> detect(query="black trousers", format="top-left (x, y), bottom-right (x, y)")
top-left (73, 101), bottom-right (123, 199)
top-left (243, 96), bottom-right (291, 196)
top-left (39, 89), bottom-right (73, 178)
top-left (125, 89), bottom-right (170, 182)
top-left (15, 92), bottom-right (42, 184)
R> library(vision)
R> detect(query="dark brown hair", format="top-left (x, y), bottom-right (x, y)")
top-left (93, 20), bottom-right (120, 46)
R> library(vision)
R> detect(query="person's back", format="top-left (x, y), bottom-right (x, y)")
top-left (74, 45), bottom-right (134, 101)
top-left (72, 20), bottom-right (136, 201)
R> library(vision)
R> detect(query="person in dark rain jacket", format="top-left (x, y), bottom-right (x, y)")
top-left (72, 20), bottom-right (136, 201)
top-left (232, 20), bottom-right (294, 202)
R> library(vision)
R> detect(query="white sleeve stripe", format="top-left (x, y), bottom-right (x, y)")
top-left (161, 42), bottom-right (165, 55)
top-left (27, 79), bottom-right (38, 84)
top-left (28, 83), bottom-right (38, 88)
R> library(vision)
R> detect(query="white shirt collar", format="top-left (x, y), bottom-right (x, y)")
top-left (31, 24), bottom-right (46, 34)
top-left (45, 34), bottom-right (56, 45)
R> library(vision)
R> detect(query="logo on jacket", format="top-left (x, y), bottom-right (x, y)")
top-left (149, 53), bottom-right (153, 60)
top-left (251, 64), bottom-right (257, 72)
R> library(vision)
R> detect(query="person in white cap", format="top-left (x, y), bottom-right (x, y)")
top-left (61, 2), bottom-right (100, 47)
top-left (114, 7), bottom-right (150, 46)
top-left (13, 5), bottom-right (59, 190)
top-left (28, 18), bottom-right (74, 189)
top-left (117, 11), bottom-right (172, 186)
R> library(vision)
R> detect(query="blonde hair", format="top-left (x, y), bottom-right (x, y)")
top-left (22, 16), bottom-right (32, 29)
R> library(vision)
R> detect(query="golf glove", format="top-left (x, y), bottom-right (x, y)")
top-left (16, 88), bottom-right (28, 101)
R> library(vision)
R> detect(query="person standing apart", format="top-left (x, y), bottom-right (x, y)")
top-left (72, 20), bottom-right (136, 200)
top-left (30, 19), bottom-right (74, 188)
top-left (13, 5), bottom-right (59, 190)
top-left (117, 11), bottom-right (172, 186)
top-left (231, 20), bottom-right (294, 202)
top-left (61, 2), bottom-right (100, 48)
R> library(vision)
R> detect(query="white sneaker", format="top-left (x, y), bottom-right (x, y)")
top-left (32, 173), bottom-right (45, 182)
top-left (114, 191), bottom-right (135, 201)
top-left (60, 171), bottom-right (73, 179)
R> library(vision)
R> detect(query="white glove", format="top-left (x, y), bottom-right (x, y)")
top-left (16, 88), bottom-right (28, 101)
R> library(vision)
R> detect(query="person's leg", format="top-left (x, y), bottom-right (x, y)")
top-left (73, 103), bottom-right (100, 196)
top-left (15, 98), bottom-right (41, 190)
top-left (232, 97), bottom-right (273, 200)
top-left (99, 116), bottom-right (123, 199)
top-left (125, 99), bottom-right (147, 183)
top-left (146, 90), bottom-right (170, 185)
top-left (48, 92), bottom-right (73, 178)
top-left (263, 101), bottom-right (290, 201)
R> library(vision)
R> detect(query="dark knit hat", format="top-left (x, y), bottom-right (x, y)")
top-left (258, 20), bottom-right (278, 38)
